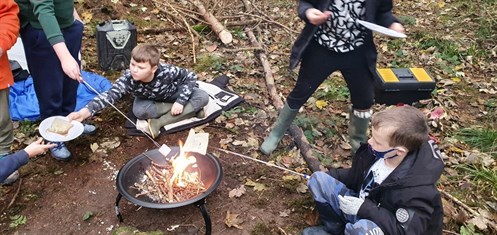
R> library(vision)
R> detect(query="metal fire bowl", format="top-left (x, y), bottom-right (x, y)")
top-left (116, 147), bottom-right (223, 209)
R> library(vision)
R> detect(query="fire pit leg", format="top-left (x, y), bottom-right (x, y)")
top-left (115, 193), bottom-right (124, 222)
top-left (194, 199), bottom-right (211, 235)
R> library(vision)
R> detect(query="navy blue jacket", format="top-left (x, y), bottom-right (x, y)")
top-left (329, 140), bottom-right (444, 235)
top-left (0, 150), bottom-right (29, 182)
top-left (289, 0), bottom-right (398, 74)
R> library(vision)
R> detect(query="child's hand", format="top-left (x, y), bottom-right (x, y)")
top-left (305, 8), bottom-right (332, 26)
top-left (24, 138), bottom-right (57, 158)
top-left (67, 108), bottom-right (91, 122)
top-left (389, 22), bottom-right (405, 34)
top-left (171, 102), bottom-right (184, 115)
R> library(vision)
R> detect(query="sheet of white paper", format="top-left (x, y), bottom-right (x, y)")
top-left (183, 129), bottom-right (209, 155)
top-left (357, 20), bottom-right (407, 38)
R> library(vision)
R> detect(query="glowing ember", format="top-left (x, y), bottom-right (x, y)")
top-left (132, 147), bottom-right (206, 203)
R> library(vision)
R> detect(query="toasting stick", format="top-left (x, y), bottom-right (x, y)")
top-left (81, 78), bottom-right (162, 148)
top-left (211, 147), bottom-right (309, 179)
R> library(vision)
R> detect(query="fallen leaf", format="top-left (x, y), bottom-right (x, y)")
top-left (206, 44), bottom-right (217, 52)
top-left (253, 183), bottom-right (267, 192)
top-left (90, 143), bottom-right (99, 153)
top-left (279, 209), bottom-right (290, 217)
top-left (315, 100), bottom-right (328, 110)
top-left (224, 211), bottom-right (243, 229)
top-left (228, 185), bottom-right (246, 198)
top-left (296, 183), bottom-right (308, 194)
top-left (467, 215), bottom-right (489, 230)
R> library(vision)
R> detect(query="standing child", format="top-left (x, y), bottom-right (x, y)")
top-left (304, 106), bottom-right (444, 235)
top-left (260, 0), bottom-right (405, 155)
top-left (68, 43), bottom-right (209, 139)
top-left (15, 0), bottom-right (89, 161)
top-left (0, 0), bottom-right (20, 184)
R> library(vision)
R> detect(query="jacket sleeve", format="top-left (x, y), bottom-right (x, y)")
top-left (374, 0), bottom-right (398, 28)
top-left (85, 73), bottom-right (131, 115)
top-left (357, 187), bottom-right (438, 235)
top-left (28, 0), bottom-right (65, 45)
top-left (0, 150), bottom-right (29, 182)
top-left (166, 65), bottom-right (197, 106)
top-left (0, 0), bottom-right (19, 53)
top-left (297, 0), bottom-right (317, 23)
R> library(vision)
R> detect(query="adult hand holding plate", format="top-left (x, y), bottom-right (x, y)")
top-left (357, 20), bottom-right (407, 38)
top-left (39, 116), bottom-right (84, 142)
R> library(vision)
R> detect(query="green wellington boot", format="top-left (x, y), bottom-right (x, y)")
top-left (148, 103), bottom-right (197, 138)
top-left (260, 103), bottom-right (299, 155)
top-left (348, 109), bottom-right (371, 154)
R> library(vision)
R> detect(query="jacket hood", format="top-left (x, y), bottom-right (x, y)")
top-left (386, 139), bottom-right (444, 188)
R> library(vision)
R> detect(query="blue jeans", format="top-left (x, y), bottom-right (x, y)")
top-left (308, 171), bottom-right (383, 235)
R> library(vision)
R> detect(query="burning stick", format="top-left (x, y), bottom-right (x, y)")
top-left (134, 151), bottom-right (206, 203)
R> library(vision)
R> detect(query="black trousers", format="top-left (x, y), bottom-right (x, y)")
top-left (287, 40), bottom-right (375, 110)
top-left (20, 21), bottom-right (83, 120)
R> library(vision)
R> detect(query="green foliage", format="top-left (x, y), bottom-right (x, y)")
top-left (18, 120), bottom-right (38, 136)
top-left (455, 128), bottom-right (497, 155)
top-left (314, 78), bottom-right (349, 101)
top-left (460, 224), bottom-right (482, 235)
top-left (9, 214), bottom-right (27, 228)
top-left (192, 24), bottom-right (210, 33)
top-left (83, 211), bottom-right (93, 221)
top-left (456, 164), bottom-right (497, 196)
top-left (294, 116), bottom-right (320, 143)
top-left (194, 54), bottom-right (226, 72)
top-left (231, 28), bottom-right (247, 39)
top-left (222, 106), bottom-right (257, 119)
top-left (251, 222), bottom-right (274, 235)
top-left (397, 15), bottom-right (416, 26)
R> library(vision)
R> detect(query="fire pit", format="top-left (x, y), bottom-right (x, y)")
top-left (115, 147), bottom-right (223, 235)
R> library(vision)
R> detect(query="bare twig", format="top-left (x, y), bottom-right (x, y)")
top-left (441, 190), bottom-right (478, 216)
top-left (239, 12), bottom-right (299, 36)
top-left (3, 178), bottom-right (23, 212)
top-left (153, 0), bottom-right (198, 63)
top-left (223, 46), bottom-right (263, 53)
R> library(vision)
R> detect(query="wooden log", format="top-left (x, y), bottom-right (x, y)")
top-left (190, 0), bottom-right (233, 45)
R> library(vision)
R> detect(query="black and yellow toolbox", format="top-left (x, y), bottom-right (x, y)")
top-left (374, 68), bottom-right (436, 105)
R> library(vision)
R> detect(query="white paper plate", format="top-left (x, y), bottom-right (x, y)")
top-left (357, 20), bottom-right (406, 38)
top-left (39, 116), bottom-right (84, 142)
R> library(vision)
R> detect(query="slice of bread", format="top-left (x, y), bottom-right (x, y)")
top-left (47, 118), bottom-right (73, 135)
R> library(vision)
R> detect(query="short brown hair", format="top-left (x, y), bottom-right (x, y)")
top-left (131, 44), bottom-right (160, 67)
top-left (371, 106), bottom-right (429, 151)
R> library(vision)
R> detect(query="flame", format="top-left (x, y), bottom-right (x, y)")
top-left (169, 143), bottom-right (198, 188)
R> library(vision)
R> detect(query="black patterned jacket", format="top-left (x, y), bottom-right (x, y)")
top-left (329, 140), bottom-right (444, 235)
top-left (85, 63), bottom-right (197, 115)
top-left (289, 0), bottom-right (398, 71)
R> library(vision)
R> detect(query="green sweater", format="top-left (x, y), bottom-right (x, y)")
top-left (15, 0), bottom-right (75, 45)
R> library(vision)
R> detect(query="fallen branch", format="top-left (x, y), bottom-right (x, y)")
top-left (2, 178), bottom-right (22, 212)
top-left (241, 0), bottom-right (323, 173)
top-left (190, 0), bottom-right (233, 45)
top-left (441, 190), bottom-right (497, 232)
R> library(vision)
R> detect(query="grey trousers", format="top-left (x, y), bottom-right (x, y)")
top-left (132, 88), bottom-right (209, 119)
top-left (0, 88), bottom-right (13, 154)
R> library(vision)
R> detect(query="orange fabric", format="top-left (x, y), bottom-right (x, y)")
top-left (0, 0), bottom-right (20, 89)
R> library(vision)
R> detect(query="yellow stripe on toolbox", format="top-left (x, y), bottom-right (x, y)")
top-left (410, 68), bottom-right (433, 82)
top-left (377, 69), bottom-right (399, 82)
